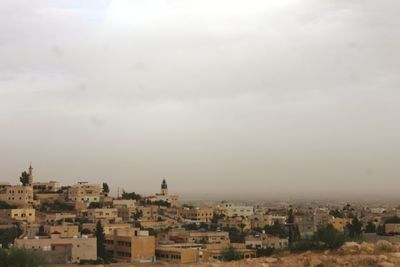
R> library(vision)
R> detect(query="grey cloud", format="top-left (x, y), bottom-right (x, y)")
top-left (0, 0), bottom-right (399, 198)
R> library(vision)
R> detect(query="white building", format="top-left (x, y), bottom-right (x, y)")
top-left (220, 203), bottom-right (254, 217)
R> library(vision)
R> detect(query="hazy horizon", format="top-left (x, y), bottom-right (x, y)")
top-left (1, 1), bottom-right (399, 199)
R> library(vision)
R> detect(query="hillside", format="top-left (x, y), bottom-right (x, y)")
top-left (52, 240), bottom-right (400, 267)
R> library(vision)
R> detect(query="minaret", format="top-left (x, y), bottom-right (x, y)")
top-left (161, 179), bottom-right (168, 196)
top-left (28, 162), bottom-right (33, 185)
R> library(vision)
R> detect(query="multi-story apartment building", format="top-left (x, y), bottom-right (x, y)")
top-left (156, 242), bottom-right (256, 263)
top-left (202, 243), bottom-right (256, 261)
top-left (250, 214), bottom-right (286, 229)
top-left (44, 213), bottom-right (76, 224)
top-left (220, 203), bottom-right (254, 217)
top-left (167, 230), bottom-right (230, 244)
top-left (245, 233), bottom-right (289, 249)
top-left (67, 182), bottom-right (101, 206)
top-left (0, 185), bottom-right (35, 207)
top-left (156, 244), bottom-right (201, 264)
top-left (85, 208), bottom-right (119, 221)
top-left (113, 199), bottom-right (136, 208)
top-left (105, 228), bottom-right (155, 263)
top-left (218, 216), bottom-right (252, 231)
top-left (181, 207), bottom-right (214, 222)
top-left (0, 208), bottom-right (35, 223)
top-left (44, 225), bottom-right (80, 238)
top-left (385, 223), bottom-right (400, 234)
top-left (294, 214), bottom-right (315, 237)
top-left (33, 181), bottom-right (60, 193)
top-left (15, 233), bottom-right (97, 263)
top-left (118, 206), bottom-right (159, 222)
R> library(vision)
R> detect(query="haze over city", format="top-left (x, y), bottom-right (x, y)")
top-left (1, 0), bottom-right (399, 199)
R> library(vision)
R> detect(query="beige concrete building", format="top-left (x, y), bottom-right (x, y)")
top-left (294, 214), bottom-right (315, 237)
top-left (0, 208), bottom-right (35, 223)
top-left (33, 181), bottom-right (60, 193)
top-left (250, 214), bottom-right (286, 229)
top-left (385, 223), bottom-right (400, 234)
top-left (181, 207), bottom-right (214, 222)
top-left (44, 225), bottom-right (79, 238)
top-left (245, 234), bottom-right (289, 249)
top-left (113, 199), bottom-right (136, 208)
top-left (0, 185), bottom-right (35, 207)
top-left (84, 208), bottom-right (119, 221)
top-left (103, 224), bottom-right (132, 235)
top-left (118, 206), bottom-right (159, 222)
top-left (219, 216), bottom-right (252, 231)
top-left (202, 243), bottom-right (256, 261)
top-left (15, 233), bottom-right (97, 263)
top-left (167, 230), bottom-right (230, 244)
top-left (105, 228), bottom-right (156, 263)
top-left (220, 203), bottom-right (254, 218)
top-left (156, 245), bottom-right (200, 264)
top-left (67, 182), bottom-right (101, 206)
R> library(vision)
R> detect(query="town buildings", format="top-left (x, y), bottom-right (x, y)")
top-left (0, 208), bottom-right (35, 223)
top-left (15, 233), bottom-right (97, 263)
top-left (67, 182), bottom-right (101, 206)
top-left (105, 228), bottom-right (156, 263)
top-left (181, 207), bottom-right (214, 222)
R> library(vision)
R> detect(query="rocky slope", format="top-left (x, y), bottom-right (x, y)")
top-left (183, 240), bottom-right (400, 267)
top-left (59, 240), bottom-right (400, 267)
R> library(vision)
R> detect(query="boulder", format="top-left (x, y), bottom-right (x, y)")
top-left (376, 240), bottom-right (394, 252)
top-left (339, 242), bottom-right (361, 254)
top-left (309, 258), bottom-right (323, 267)
top-left (379, 262), bottom-right (395, 267)
top-left (360, 242), bottom-right (375, 254)
top-left (390, 252), bottom-right (400, 258)
top-left (263, 257), bottom-right (278, 263)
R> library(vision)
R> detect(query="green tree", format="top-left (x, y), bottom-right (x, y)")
top-left (81, 228), bottom-right (92, 235)
top-left (88, 202), bottom-right (102, 209)
top-left (255, 247), bottom-right (274, 257)
top-left (184, 223), bottom-right (199, 231)
top-left (0, 226), bottom-right (22, 248)
top-left (365, 221), bottom-right (377, 233)
top-left (102, 183), bottom-right (110, 195)
top-left (36, 225), bottom-right (47, 236)
top-left (329, 209), bottom-right (344, 218)
top-left (287, 209), bottom-right (295, 223)
top-left (264, 221), bottom-right (288, 238)
top-left (221, 246), bottom-right (242, 261)
top-left (287, 223), bottom-right (301, 244)
top-left (223, 227), bottom-right (245, 243)
top-left (315, 224), bottom-right (345, 249)
top-left (376, 224), bottom-right (385, 235)
top-left (40, 200), bottom-right (74, 212)
top-left (19, 171), bottom-right (30, 186)
top-left (347, 217), bottom-right (363, 239)
top-left (95, 221), bottom-right (107, 261)
top-left (211, 213), bottom-right (224, 224)
top-left (0, 201), bottom-right (16, 209)
top-left (0, 247), bottom-right (47, 267)
top-left (131, 209), bottom-right (143, 228)
top-left (121, 191), bottom-right (141, 200)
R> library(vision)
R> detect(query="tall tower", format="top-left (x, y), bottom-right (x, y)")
top-left (28, 163), bottom-right (33, 185)
top-left (161, 179), bottom-right (168, 195)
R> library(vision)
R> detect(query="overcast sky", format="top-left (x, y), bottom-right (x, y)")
top-left (0, 0), bottom-right (399, 199)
